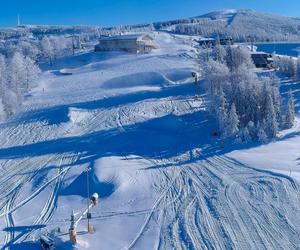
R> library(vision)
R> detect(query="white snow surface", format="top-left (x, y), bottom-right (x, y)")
top-left (1, 32), bottom-right (300, 250)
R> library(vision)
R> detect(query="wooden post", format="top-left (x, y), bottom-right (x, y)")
top-left (69, 228), bottom-right (77, 244)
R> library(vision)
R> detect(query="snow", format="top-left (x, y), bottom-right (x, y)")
top-left (2, 31), bottom-right (300, 249)
top-left (228, 117), bottom-right (300, 180)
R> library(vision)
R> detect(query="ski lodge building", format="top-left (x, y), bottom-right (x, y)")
top-left (251, 52), bottom-right (273, 68)
top-left (196, 36), bottom-right (234, 47)
top-left (95, 34), bottom-right (156, 54)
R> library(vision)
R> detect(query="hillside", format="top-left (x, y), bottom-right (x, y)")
top-left (2, 9), bottom-right (300, 43)
top-left (0, 31), bottom-right (300, 249)
top-left (155, 9), bottom-right (300, 42)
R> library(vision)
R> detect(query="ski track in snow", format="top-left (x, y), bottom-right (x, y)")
top-left (120, 154), bottom-right (300, 250)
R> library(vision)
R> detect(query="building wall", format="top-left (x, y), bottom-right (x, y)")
top-left (95, 37), bottom-right (154, 53)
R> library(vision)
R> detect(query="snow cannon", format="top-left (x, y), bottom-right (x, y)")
top-left (91, 193), bottom-right (99, 206)
top-left (40, 235), bottom-right (55, 249)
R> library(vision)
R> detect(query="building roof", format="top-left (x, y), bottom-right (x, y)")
top-left (99, 34), bottom-right (153, 41)
top-left (250, 51), bottom-right (268, 55)
top-left (251, 52), bottom-right (269, 65)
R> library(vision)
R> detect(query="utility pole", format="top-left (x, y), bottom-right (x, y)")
top-left (86, 166), bottom-right (93, 233)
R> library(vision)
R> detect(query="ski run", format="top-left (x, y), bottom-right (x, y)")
top-left (0, 31), bottom-right (300, 249)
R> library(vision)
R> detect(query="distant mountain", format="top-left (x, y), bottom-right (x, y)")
top-left (154, 9), bottom-right (300, 42)
top-left (1, 9), bottom-right (300, 43)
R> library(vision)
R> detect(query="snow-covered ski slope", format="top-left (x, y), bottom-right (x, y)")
top-left (1, 32), bottom-right (300, 249)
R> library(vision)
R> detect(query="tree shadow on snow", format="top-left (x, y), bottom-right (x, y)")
top-left (3, 224), bottom-right (46, 233)
top-left (7, 241), bottom-right (41, 250)
top-left (0, 111), bottom-right (215, 161)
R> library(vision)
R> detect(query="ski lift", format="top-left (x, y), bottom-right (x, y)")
top-left (40, 235), bottom-right (55, 249)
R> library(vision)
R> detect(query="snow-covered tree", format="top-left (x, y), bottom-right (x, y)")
top-left (23, 56), bottom-right (41, 90)
top-left (274, 56), bottom-right (297, 77)
top-left (257, 122), bottom-right (268, 143)
top-left (17, 41), bottom-right (39, 61)
top-left (212, 44), bottom-right (226, 63)
top-left (225, 103), bottom-right (239, 137)
top-left (285, 89), bottom-right (295, 128)
top-left (264, 94), bottom-right (278, 138)
top-left (204, 45), bottom-right (283, 142)
top-left (40, 37), bottom-right (54, 65)
top-left (225, 46), bottom-right (254, 72)
top-left (238, 127), bottom-right (251, 143)
top-left (216, 89), bottom-right (228, 133)
top-left (6, 52), bottom-right (25, 104)
top-left (0, 54), bottom-right (6, 93)
top-left (0, 51), bottom-right (41, 119)
top-left (205, 59), bottom-right (230, 112)
top-left (246, 121), bottom-right (256, 139)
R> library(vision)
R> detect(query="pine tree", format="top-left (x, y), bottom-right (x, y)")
top-left (265, 94), bottom-right (278, 138)
top-left (257, 126), bottom-right (268, 143)
top-left (238, 127), bottom-right (251, 143)
top-left (225, 103), bottom-right (239, 137)
top-left (0, 54), bottom-right (6, 97)
top-left (217, 89), bottom-right (228, 133)
top-left (40, 37), bottom-right (54, 65)
top-left (286, 89), bottom-right (295, 128)
top-left (23, 56), bottom-right (41, 90)
top-left (212, 44), bottom-right (226, 63)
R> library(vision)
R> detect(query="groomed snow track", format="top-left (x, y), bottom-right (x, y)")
top-left (124, 155), bottom-right (300, 250)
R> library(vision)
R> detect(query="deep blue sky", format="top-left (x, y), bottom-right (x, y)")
top-left (1, 0), bottom-right (300, 27)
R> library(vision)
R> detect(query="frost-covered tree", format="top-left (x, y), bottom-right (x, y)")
top-left (237, 127), bottom-right (251, 143)
top-left (50, 36), bottom-right (70, 59)
top-left (6, 52), bottom-right (25, 104)
top-left (204, 45), bottom-right (283, 142)
top-left (285, 89), bottom-right (295, 128)
top-left (225, 103), bottom-right (239, 137)
top-left (225, 46), bottom-right (254, 72)
top-left (205, 59), bottom-right (230, 112)
top-left (0, 51), bottom-right (41, 119)
top-left (0, 54), bottom-right (6, 92)
top-left (212, 44), bottom-right (226, 63)
top-left (216, 89), bottom-right (228, 133)
top-left (17, 41), bottom-right (39, 61)
top-left (246, 121), bottom-right (256, 139)
top-left (257, 122), bottom-right (268, 143)
top-left (40, 37), bottom-right (54, 65)
top-left (23, 56), bottom-right (41, 90)
top-left (274, 56), bottom-right (297, 77)
top-left (264, 94), bottom-right (278, 138)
